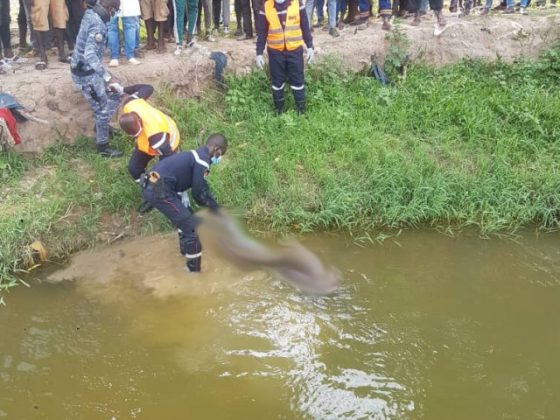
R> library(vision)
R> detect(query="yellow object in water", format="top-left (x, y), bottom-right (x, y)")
top-left (30, 240), bottom-right (48, 262)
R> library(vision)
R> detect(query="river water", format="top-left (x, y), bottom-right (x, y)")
top-left (1, 231), bottom-right (559, 419)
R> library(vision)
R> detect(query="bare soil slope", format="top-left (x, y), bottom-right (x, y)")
top-left (2, 12), bottom-right (559, 153)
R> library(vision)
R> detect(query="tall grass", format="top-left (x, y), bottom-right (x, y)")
top-left (166, 51), bottom-right (560, 233)
top-left (1, 49), bottom-right (560, 297)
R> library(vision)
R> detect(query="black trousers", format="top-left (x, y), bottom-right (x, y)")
top-left (0, 0), bottom-right (11, 54)
top-left (269, 48), bottom-right (305, 89)
top-left (269, 47), bottom-right (305, 110)
top-left (237, 0), bottom-right (253, 36)
top-left (66, 0), bottom-right (84, 49)
top-left (212, 0), bottom-right (221, 28)
top-left (143, 180), bottom-right (202, 272)
top-left (252, 0), bottom-right (262, 34)
top-left (128, 147), bottom-right (175, 180)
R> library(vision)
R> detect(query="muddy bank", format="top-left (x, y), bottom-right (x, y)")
top-left (1, 13), bottom-right (559, 153)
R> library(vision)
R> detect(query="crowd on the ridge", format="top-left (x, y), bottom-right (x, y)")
top-left (0, 0), bottom-right (557, 73)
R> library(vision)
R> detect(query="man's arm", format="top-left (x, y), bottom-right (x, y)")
top-left (191, 165), bottom-right (219, 210)
top-left (148, 132), bottom-right (173, 156)
top-left (256, 11), bottom-right (268, 56)
top-left (84, 25), bottom-right (108, 79)
top-left (123, 84), bottom-right (154, 100)
top-left (299, 6), bottom-right (313, 49)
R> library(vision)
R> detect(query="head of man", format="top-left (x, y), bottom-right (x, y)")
top-left (99, 0), bottom-right (120, 18)
top-left (119, 112), bottom-right (142, 137)
top-left (206, 133), bottom-right (228, 165)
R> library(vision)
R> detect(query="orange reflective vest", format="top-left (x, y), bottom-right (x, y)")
top-left (122, 98), bottom-right (180, 156)
top-left (265, 0), bottom-right (304, 51)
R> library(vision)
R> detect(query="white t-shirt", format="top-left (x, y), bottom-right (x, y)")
top-left (118, 0), bottom-right (141, 17)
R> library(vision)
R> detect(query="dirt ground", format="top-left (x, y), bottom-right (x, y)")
top-left (1, 11), bottom-right (559, 153)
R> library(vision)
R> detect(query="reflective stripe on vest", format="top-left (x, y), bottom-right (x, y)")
top-left (265, 0), bottom-right (304, 52)
top-left (190, 150), bottom-right (209, 169)
top-left (123, 99), bottom-right (181, 156)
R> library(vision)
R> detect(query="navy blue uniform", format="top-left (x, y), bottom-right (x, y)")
top-left (256, 0), bottom-right (313, 113)
top-left (142, 146), bottom-right (219, 272)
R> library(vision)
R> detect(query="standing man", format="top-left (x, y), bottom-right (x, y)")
top-left (0, 0), bottom-right (14, 62)
top-left (256, 0), bottom-right (314, 114)
top-left (140, 0), bottom-right (169, 53)
top-left (378, 0), bottom-right (392, 30)
top-left (70, 0), bottom-right (123, 157)
top-left (410, 0), bottom-right (445, 31)
top-left (172, 0), bottom-right (197, 54)
top-left (211, 0), bottom-right (230, 33)
top-left (142, 134), bottom-right (227, 273)
top-left (31, 0), bottom-right (70, 69)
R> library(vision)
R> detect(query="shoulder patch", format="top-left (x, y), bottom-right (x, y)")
top-left (94, 33), bottom-right (104, 43)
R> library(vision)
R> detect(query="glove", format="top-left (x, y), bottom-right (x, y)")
top-left (306, 48), bottom-right (315, 64)
top-left (108, 82), bottom-right (124, 95)
top-left (256, 55), bottom-right (264, 70)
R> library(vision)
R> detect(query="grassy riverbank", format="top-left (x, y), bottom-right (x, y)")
top-left (1, 48), bottom-right (560, 298)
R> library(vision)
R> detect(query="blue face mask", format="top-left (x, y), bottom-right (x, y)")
top-left (211, 155), bottom-right (222, 165)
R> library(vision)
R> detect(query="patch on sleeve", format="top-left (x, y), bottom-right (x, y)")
top-left (94, 33), bottom-right (104, 43)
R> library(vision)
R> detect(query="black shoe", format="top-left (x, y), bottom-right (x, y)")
top-left (137, 200), bottom-right (154, 214)
top-left (108, 126), bottom-right (122, 139)
top-left (236, 34), bottom-right (253, 41)
top-left (96, 143), bottom-right (123, 158)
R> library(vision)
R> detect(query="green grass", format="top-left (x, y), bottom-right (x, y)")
top-left (1, 48), bottom-right (560, 299)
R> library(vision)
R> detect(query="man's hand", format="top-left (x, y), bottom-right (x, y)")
top-left (108, 82), bottom-right (124, 95)
top-left (256, 55), bottom-right (264, 70)
top-left (306, 48), bottom-right (315, 65)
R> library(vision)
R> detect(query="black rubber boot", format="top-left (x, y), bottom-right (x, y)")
top-left (292, 87), bottom-right (305, 115)
top-left (137, 200), bottom-right (154, 213)
top-left (272, 89), bottom-right (285, 115)
top-left (185, 256), bottom-right (202, 272)
top-left (97, 143), bottom-right (123, 158)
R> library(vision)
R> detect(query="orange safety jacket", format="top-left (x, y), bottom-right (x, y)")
top-left (123, 98), bottom-right (180, 156)
top-left (265, 0), bottom-right (304, 51)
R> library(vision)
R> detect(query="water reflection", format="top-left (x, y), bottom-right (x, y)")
top-left (1, 230), bottom-right (559, 419)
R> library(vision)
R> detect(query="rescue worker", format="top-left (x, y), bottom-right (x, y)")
top-left (255, 0), bottom-right (314, 114)
top-left (118, 84), bottom-right (181, 212)
top-left (70, 0), bottom-right (123, 158)
top-left (142, 134), bottom-right (227, 273)
top-left (119, 84), bottom-right (180, 181)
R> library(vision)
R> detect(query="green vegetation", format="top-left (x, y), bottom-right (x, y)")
top-left (1, 48), bottom-right (560, 299)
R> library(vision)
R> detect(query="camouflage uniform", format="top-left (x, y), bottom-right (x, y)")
top-left (70, 8), bottom-right (119, 147)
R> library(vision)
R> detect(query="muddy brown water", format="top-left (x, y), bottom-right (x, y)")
top-left (1, 231), bottom-right (560, 419)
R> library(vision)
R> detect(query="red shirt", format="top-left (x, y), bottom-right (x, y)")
top-left (0, 109), bottom-right (20, 145)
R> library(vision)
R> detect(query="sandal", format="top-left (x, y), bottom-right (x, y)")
top-left (35, 61), bottom-right (47, 70)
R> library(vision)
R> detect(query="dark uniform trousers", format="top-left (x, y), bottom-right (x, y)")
top-left (269, 46), bottom-right (305, 113)
top-left (143, 178), bottom-right (202, 272)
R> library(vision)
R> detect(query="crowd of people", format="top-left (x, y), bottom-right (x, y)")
top-left (0, 0), bottom-right (557, 73)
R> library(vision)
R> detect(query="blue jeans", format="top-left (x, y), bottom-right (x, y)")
top-left (108, 16), bottom-right (139, 60)
top-left (307, 0), bottom-right (336, 27)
